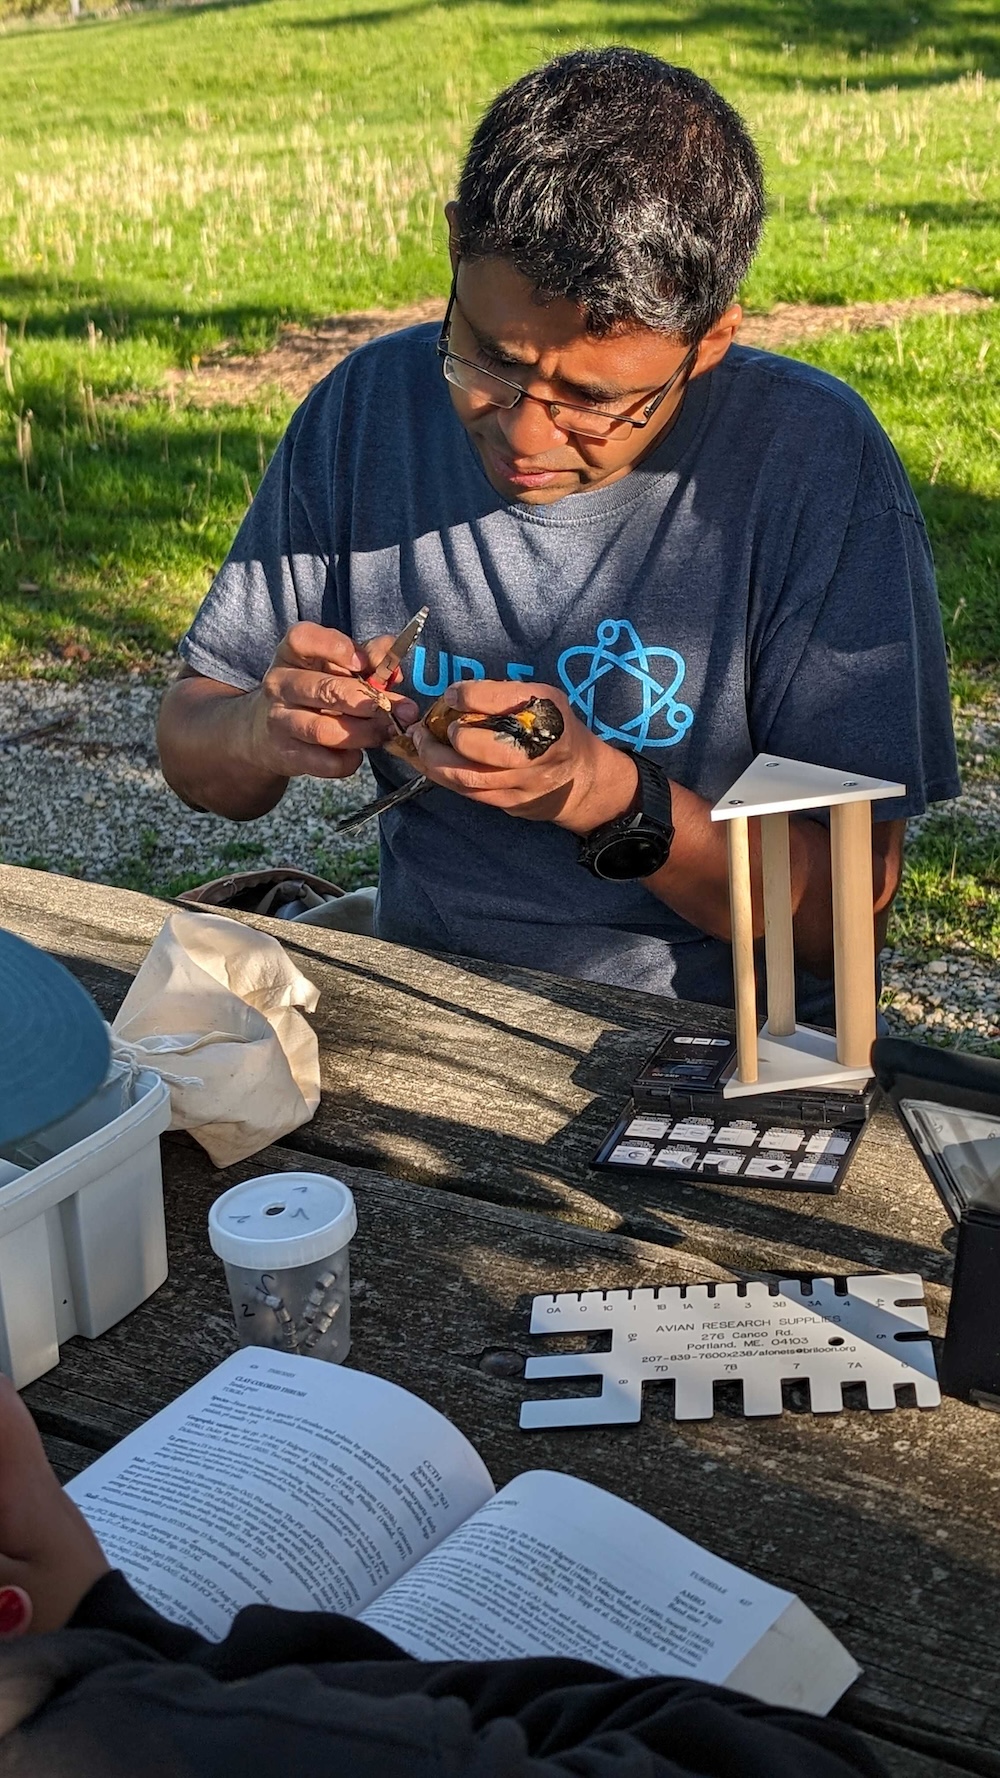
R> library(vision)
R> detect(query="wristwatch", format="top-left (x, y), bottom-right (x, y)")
top-left (578, 752), bottom-right (674, 881)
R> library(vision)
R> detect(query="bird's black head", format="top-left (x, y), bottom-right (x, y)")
top-left (489, 697), bottom-right (565, 760)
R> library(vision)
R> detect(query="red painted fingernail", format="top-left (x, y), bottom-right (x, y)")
top-left (0, 1589), bottom-right (28, 1633)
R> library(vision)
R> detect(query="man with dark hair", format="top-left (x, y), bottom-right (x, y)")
top-left (158, 49), bottom-right (958, 1018)
top-left (455, 50), bottom-right (765, 341)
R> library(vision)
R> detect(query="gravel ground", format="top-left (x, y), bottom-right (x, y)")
top-left (0, 672), bottom-right (996, 1049)
top-left (0, 675), bottom-right (379, 894)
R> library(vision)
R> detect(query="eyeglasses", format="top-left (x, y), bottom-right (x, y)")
top-left (436, 276), bottom-right (697, 441)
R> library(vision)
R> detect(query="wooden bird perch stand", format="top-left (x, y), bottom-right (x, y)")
top-left (710, 755), bottom-right (904, 1097)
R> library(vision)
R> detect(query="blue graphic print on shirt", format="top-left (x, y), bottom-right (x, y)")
top-left (558, 619), bottom-right (694, 750)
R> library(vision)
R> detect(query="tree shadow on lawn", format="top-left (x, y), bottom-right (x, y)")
top-left (812, 201), bottom-right (1000, 233)
top-left (553, 1), bottom-right (999, 87)
top-left (281, 0), bottom-right (1000, 82)
top-left (0, 406), bottom-right (287, 661)
top-left (4, 0), bottom-right (996, 83)
top-left (0, 273), bottom-right (303, 357)
top-left (2, 399), bottom-right (996, 664)
top-left (919, 485), bottom-right (1000, 666)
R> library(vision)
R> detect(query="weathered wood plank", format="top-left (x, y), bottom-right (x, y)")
top-left (35, 1433), bottom-right (96, 1481)
top-left (23, 1135), bottom-right (1000, 1756)
top-left (0, 867), bottom-right (955, 1295)
top-left (855, 1735), bottom-right (994, 1778)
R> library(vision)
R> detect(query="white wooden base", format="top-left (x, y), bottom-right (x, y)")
top-left (722, 1022), bottom-right (873, 1098)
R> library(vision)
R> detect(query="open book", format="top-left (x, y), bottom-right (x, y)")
top-left (67, 1349), bottom-right (858, 1713)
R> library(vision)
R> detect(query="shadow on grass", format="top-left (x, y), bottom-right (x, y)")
top-left (591, 1), bottom-right (1000, 85)
top-left (920, 485), bottom-right (1000, 666)
top-left (0, 406), bottom-right (291, 663)
top-left (0, 273), bottom-right (302, 355)
top-left (4, 0), bottom-right (997, 82)
top-left (811, 201), bottom-right (1000, 232)
top-left (279, 0), bottom-right (1000, 82)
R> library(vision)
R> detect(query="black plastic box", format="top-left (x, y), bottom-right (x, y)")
top-left (873, 1036), bottom-right (1000, 1405)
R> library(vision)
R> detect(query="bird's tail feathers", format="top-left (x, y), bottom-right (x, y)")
top-left (335, 774), bottom-right (430, 835)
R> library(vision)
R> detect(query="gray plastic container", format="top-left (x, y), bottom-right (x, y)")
top-left (208, 1172), bottom-right (357, 1364)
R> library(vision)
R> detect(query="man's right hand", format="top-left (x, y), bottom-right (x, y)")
top-left (246, 623), bottom-right (420, 782)
top-left (157, 624), bottom-right (420, 822)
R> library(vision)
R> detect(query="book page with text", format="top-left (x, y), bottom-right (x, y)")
top-left (67, 1351), bottom-right (493, 1641)
top-left (362, 1469), bottom-right (789, 1685)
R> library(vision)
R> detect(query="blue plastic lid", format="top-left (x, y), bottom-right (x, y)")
top-left (0, 928), bottom-right (110, 1148)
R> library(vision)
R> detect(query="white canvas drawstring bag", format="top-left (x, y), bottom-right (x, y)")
top-left (110, 910), bottom-right (320, 1167)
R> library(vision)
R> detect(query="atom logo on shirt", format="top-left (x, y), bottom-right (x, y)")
top-left (557, 619), bottom-right (694, 749)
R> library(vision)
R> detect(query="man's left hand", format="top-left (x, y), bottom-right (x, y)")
top-left (407, 679), bottom-right (639, 835)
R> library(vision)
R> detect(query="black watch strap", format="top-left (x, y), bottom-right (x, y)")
top-left (632, 752), bottom-right (673, 831)
top-left (577, 750), bottom-right (674, 880)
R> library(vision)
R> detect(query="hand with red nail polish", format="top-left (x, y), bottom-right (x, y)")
top-left (0, 1377), bottom-right (109, 1634)
top-left (0, 1585), bottom-right (32, 1639)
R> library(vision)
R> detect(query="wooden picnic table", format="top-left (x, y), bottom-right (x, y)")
top-left (3, 862), bottom-right (998, 1777)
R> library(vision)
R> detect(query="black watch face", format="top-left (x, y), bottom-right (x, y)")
top-left (593, 830), bottom-right (671, 881)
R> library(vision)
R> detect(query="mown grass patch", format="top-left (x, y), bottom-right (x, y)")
top-left (783, 306), bottom-right (1000, 660)
top-left (0, 0), bottom-right (997, 666)
top-left (892, 812), bottom-right (1000, 957)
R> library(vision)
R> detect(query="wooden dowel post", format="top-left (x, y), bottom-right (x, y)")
top-left (830, 800), bottom-right (877, 1069)
top-left (760, 811), bottom-right (796, 1037)
top-left (726, 815), bottom-right (758, 1084)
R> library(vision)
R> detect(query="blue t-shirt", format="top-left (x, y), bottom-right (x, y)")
top-left (180, 325), bottom-right (959, 1015)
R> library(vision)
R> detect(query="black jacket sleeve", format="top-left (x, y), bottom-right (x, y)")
top-left (0, 1571), bottom-right (887, 1778)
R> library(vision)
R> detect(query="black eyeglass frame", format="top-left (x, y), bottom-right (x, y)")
top-left (436, 273), bottom-right (698, 438)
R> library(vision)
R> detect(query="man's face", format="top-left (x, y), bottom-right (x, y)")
top-left (442, 257), bottom-right (701, 506)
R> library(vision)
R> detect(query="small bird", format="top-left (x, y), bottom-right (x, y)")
top-left (335, 696), bottom-right (565, 834)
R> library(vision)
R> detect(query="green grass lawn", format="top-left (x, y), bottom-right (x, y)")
top-left (3, 306), bottom-right (997, 670)
top-left (1, 0), bottom-right (998, 668)
top-left (1, 0), bottom-right (999, 998)
top-left (784, 309), bottom-right (1000, 660)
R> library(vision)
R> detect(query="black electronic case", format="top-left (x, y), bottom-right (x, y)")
top-left (872, 1036), bottom-right (1000, 1405)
